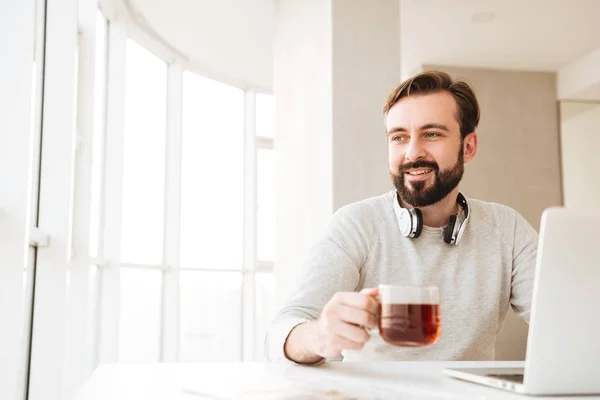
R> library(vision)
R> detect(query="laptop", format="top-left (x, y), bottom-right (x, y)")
top-left (443, 207), bottom-right (600, 396)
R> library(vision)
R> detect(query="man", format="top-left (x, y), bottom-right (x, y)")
top-left (266, 70), bottom-right (538, 364)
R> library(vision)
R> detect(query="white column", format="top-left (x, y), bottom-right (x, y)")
top-left (161, 64), bottom-right (183, 362)
top-left (63, 0), bottom-right (98, 396)
top-left (0, 1), bottom-right (37, 399)
top-left (98, 20), bottom-right (128, 365)
top-left (273, 0), bottom-right (401, 303)
top-left (273, 0), bottom-right (333, 304)
top-left (242, 90), bottom-right (258, 361)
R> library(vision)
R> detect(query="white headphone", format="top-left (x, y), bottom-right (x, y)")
top-left (393, 192), bottom-right (470, 245)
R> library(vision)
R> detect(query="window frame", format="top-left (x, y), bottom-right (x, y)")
top-left (93, 10), bottom-right (276, 364)
top-left (27, 0), bottom-right (86, 398)
top-left (0, 0), bottom-right (276, 397)
top-left (0, 0), bottom-right (41, 398)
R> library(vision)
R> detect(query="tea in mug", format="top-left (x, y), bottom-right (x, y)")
top-left (378, 285), bottom-right (440, 347)
top-left (379, 303), bottom-right (440, 346)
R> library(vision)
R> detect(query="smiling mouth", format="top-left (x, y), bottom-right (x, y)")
top-left (405, 169), bottom-right (433, 176)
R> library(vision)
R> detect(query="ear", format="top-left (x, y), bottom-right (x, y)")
top-left (463, 132), bottom-right (478, 163)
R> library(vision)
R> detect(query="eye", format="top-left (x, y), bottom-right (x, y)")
top-left (391, 135), bottom-right (407, 143)
top-left (424, 132), bottom-right (440, 138)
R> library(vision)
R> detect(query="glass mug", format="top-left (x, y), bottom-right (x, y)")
top-left (376, 284), bottom-right (441, 346)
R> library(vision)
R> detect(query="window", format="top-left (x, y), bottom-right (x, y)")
top-left (89, 10), bottom-right (107, 258)
top-left (254, 93), bottom-right (276, 359)
top-left (180, 73), bottom-right (245, 270)
top-left (121, 39), bottom-right (167, 265)
top-left (256, 92), bottom-right (276, 139)
top-left (3, 0), bottom-right (47, 398)
top-left (2, 1), bottom-right (279, 397)
top-left (118, 268), bottom-right (162, 362)
top-left (93, 29), bottom-right (276, 365)
top-left (179, 272), bottom-right (242, 361)
top-left (257, 148), bottom-right (274, 262)
top-left (178, 73), bottom-right (246, 360)
top-left (116, 38), bottom-right (168, 361)
top-left (85, 10), bottom-right (108, 373)
top-left (254, 271), bottom-right (276, 360)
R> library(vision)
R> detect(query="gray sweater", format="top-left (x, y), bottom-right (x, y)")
top-left (266, 190), bottom-right (538, 362)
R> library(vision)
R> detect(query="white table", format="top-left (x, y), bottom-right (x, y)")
top-left (74, 361), bottom-right (599, 399)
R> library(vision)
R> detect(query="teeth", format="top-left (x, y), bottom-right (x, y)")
top-left (407, 169), bottom-right (431, 175)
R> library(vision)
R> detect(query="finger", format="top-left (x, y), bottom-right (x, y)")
top-left (329, 318), bottom-right (371, 343)
top-left (335, 304), bottom-right (377, 329)
top-left (334, 292), bottom-right (379, 316)
top-left (360, 287), bottom-right (379, 298)
top-left (331, 333), bottom-right (367, 351)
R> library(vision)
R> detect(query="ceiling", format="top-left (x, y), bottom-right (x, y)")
top-left (400, 0), bottom-right (600, 77)
top-left (129, 0), bottom-right (600, 91)
top-left (130, 0), bottom-right (274, 90)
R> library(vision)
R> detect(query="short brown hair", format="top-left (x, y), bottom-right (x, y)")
top-left (383, 70), bottom-right (480, 139)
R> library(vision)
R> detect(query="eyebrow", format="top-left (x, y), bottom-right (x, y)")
top-left (387, 123), bottom-right (450, 135)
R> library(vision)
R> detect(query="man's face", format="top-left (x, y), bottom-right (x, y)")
top-left (386, 91), bottom-right (477, 207)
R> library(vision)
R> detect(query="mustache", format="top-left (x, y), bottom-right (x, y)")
top-left (399, 160), bottom-right (439, 173)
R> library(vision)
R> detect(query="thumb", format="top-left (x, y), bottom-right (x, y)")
top-left (360, 287), bottom-right (379, 297)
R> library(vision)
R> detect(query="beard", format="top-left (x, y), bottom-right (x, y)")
top-left (391, 147), bottom-right (464, 207)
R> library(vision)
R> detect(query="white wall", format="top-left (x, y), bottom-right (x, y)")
top-left (273, 0), bottom-right (334, 304)
top-left (425, 65), bottom-right (563, 360)
top-left (560, 102), bottom-right (600, 209)
top-left (273, 0), bottom-right (400, 304)
top-left (331, 0), bottom-right (400, 210)
top-left (558, 47), bottom-right (600, 101)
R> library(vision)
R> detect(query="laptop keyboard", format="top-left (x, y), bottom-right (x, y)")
top-left (487, 374), bottom-right (524, 384)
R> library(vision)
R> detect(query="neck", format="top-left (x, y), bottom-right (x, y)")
top-left (400, 188), bottom-right (460, 228)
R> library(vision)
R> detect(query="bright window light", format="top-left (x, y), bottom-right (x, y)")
top-left (89, 11), bottom-right (107, 258)
top-left (257, 148), bottom-right (274, 262)
top-left (121, 39), bottom-right (167, 264)
top-left (256, 93), bottom-right (275, 138)
top-left (179, 271), bottom-right (242, 361)
top-left (254, 272), bottom-right (276, 360)
top-left (118, 268), bottom-right (162, 362)
top-left (180, 72), bottom-right (245, 270)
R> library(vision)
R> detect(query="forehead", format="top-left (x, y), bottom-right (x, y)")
top-left (386, 91), bottom-right (460, 130)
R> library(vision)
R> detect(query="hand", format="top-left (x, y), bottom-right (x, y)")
top-left (312, 288), bottom-right (380, 359)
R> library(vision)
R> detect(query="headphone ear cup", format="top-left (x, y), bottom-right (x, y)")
top-left (412, 208), bottom-right (423, 238)
top-left (443, 214), bottom-right (457, 244)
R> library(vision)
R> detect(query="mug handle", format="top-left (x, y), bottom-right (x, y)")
top-left (360, 287), bottom-right (380, 337)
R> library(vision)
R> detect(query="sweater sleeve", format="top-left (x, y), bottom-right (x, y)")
top-left (265, 204), bottom-right (376, 362)
top-left (510, 211), bottom-right (539, 323)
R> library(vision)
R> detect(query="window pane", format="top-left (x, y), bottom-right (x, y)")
top-left (118, 268), bottom-right (162, 362)
top-left (256, 93), bottom-right (275, 138)
top-left (88, 264), bottom-right (100, 368)
top-left (257, 149), bottom-right (274, 262)
top-left (254, 272), bottom-right (276, 361)
top-left (179, 271), bottom-right (242, 361)
top-left (89, 11), bottom-right (107, 258)
top-left (121, 39), bottom-right (167, 264)
top-left (180, 73), bottom-right (244, 269)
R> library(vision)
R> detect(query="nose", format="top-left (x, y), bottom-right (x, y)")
top-left (405, 137), bottom-right (426, 162)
